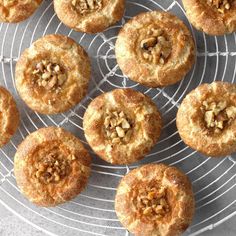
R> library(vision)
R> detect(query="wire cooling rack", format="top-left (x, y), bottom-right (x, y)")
top-left (0, 0), bottom-right (236, 235)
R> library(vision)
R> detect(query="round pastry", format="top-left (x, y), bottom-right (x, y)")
top-left (182, 0), bottom-right (236, 35)
top-left (115, 11), bottom-right (195, 88)
top-left (0, 86), bottom-right (19, 147)
top-left (177, 81), bottom-right (236, 157)
top-left (0, 0), bottom-right (42, 23)
top-left (14, 127), bottom-right (91, 207)
top-left (115, 164), bottom-right (195, 236)
top-left (15, 34), bottom-right (91, 115)
top-left (83, 88), bottom-right (162, 165)
top-left (54, 0), bottom-right (125, 33)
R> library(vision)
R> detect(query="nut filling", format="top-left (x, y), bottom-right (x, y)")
top-left (32, 60), bottom-right (67, 92)
top-left (132, 183), bottom-right (170, 222)
top-left (34, 151), bottom-right (76, 184)
top-left (104, 109), bottom-right (133, 144)
top-left (207, 0), bottom-right (232, 13)
top-left (201, 101), bottom-right (236, 133)
top-left (72, 0), bottom-right (102, 15)
top-left (140, 27), bottom-right (172, 65)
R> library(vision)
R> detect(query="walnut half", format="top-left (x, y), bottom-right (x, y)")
top-left (104, 109), bottom-right (132, 144)
top-left (140, 28), bottom-right (172, 65)
top-left (34, 151), bottom-right (76, 184)
top-left (202, 101), bottom-right (236, 133)
top-left (134, 185), bottom-right (170, 222)
top-left (207, 0), bottom-right (231, 13)
top-left (72, 0), bottom-right (102, 15)
top-left (32, 60), bottom-right (67, 93)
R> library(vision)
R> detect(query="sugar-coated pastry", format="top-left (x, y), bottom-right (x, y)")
top-left (54, 0), bottom-right (125, 33)
top-left (115, 164), bottom-right (195, 236)
top-left (15, 34), bottom-right (91, 114)
top-left (0, 0), bottom-right (42, 23)
top-left (115, 11), bottom-right (195, 88)
top-left (83, 88), bottom-right (162, 165)
top-left (14, 127), bottom-right (91, 207)
top-left (177, 81), bottom-right (236, 157)
top-left (0, 86), bottom-right (19, 147)
top-left (182, 0), bottom-right (236, 35)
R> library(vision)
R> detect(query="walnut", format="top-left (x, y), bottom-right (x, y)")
top-left (207, 0), bottom-right (231, 13)
top-left (34, 152), bottom-right (73, 184)
top-left (140, 27), bottom-right (172, 65)
top-left (202, 101), bottom-right (236, 133)
top-left (32, 60), bottom-right (67, 92)
top-left (104, 109), bottom-right (133, 144)
top-left (72, 0), bottom-right (102, 15)
top-left (132, 185), bottom-right (170, 222)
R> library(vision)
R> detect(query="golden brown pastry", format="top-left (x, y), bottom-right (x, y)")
top-left (115, 11), bottom-right (195, 88)
top-left (115, 164), bottom-right (195, 236)
top-left (14, 127), bottom-right (91, 207)
top-left (54, 0), bottom-right (125, 33)
top-left (83, 88), bottom-right (162, 165)
top-left (182, 0), bottom-right (236, 35)
top-left (0, 86), bottom-right (19, 147)
top-left (15, 34), bottom-right (91, 115)
top-left (177, 81), bottom-right (236, 157)
top-left (0, 0), bottom-right (42, 23)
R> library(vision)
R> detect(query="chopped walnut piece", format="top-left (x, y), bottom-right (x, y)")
top-left (226, 106), bottom-right (236, 119)
top-left (140, 27), bottom-right (172, 65)
top-left (207, 0), bottom-right (232, 13)
top-left (34, 151), bottom-right (74, 184)
top-left (72, 0), bottom-right (102, 15)
top-left (202, 101), bottom-right (236, 133)
top-left (32, 60), bottom-right (67, 92)
top-left (132, 184), bottom-right (170, 222)
top-left (104, 109), bottom-right (133, 144)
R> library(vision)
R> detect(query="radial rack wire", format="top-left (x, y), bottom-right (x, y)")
top-left (0, 0), bottom-right (236, 235)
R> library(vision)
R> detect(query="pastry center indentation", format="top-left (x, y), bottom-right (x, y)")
top-left (72, 0), bottom-right (102, 15)
top-left (104, 109), bottom-right (133, 144)
top-left (34, 151), bottom-right (75, 184)
top-left (207, 0), bottom-right (231, 13)
top-left (32, 60), bottom-right (67, 93)
top-left (201, 100), bottom-right (236, 133)
top-left (132, 183), bottom-right (170, 222)
top-left (140, 27), bottom-right (172, 65)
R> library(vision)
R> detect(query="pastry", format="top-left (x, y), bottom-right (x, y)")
top-left (182, 0), bottom-right (236, 35)
top-left (15, 34), bottom-right (91, 114)
top-left (177, 81), bottom-right (236, 157)
top-left (83, 88), bottom-right (162, 165)
top-left (14, 127), bottom-right (91, 207)
top-left (115, 11), bottom-right (195, 88)
top-left (0, 86), bottom-right (19, 147)
top-left (0, 0), bottom-right (42, 23)
top-left (54, 0), bottom-right (125, 33)
top-left (115, 164), bottom-right (195, 236)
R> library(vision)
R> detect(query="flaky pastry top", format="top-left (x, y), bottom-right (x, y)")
top-left (83, 88), bottom-right (162, 165)
top-left (0, 86), bottom-right (19, 147)
top-left (182, 0), bottom-right (236, 35)
top-left (115, 11), bottom-right (195, 87)
top-left (177, 82), bottom-right (236, 157)
top-left (14, 127), bottom-right (91, 206)
top-left (54, 0), bottom-right (125, 33)
top-left (115, 164), bottom-right (195, 236)
top-left (15, 34), bottom-right (91, 114)
top-left (0, 0), bottom-right (42, 23)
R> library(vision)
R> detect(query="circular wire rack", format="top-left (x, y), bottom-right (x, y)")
top-left (0, 0), bottom-right (236, 235)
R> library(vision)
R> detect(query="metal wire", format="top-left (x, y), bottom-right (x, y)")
top-left (0, 0), bottom-right (236, 235)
